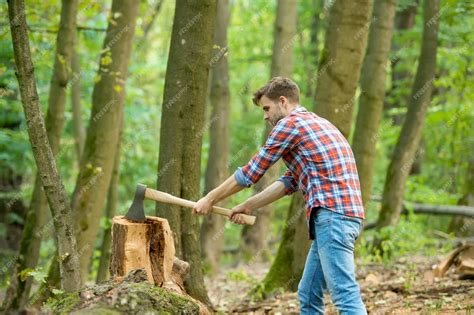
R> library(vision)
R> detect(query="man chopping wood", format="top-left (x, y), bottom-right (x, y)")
top-left (193, 77), bottom-right (367, 314)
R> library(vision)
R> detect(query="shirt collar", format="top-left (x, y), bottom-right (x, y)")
top-left (290, 105), bottom-right (307, 115)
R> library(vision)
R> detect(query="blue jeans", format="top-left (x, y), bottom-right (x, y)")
top-left (298, 209), bottom-right (366, 314)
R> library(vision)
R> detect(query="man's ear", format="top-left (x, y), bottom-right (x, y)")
top-left (279, 96), bottom-right (287, 107)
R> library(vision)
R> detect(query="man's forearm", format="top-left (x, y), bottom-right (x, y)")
top-left (206, 174), bottom-right (246, 204)
top-left (240, 180), bottom-right (286, 211)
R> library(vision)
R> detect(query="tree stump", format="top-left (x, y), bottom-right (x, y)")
top-left (109, 216), bottom-right (176, 286)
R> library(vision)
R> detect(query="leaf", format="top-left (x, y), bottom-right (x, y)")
top-left (100, 54), bottom-right (113, 66)
top-left (114, 84), bottom-right (122, 93)
top-left (29, 269), bottom-right (48, 283)
top-left (52, 288), bottom-right (65, 295)
top-left (20, 268), bottom-right (35, 281)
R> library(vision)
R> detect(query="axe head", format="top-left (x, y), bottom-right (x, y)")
top-left (125, 184), bottom-right (147, 223)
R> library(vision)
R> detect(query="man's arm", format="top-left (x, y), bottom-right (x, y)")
top-left (229, 180), bottom-right (287, 224)
top-left (193, 174), bottom-right (245, 215)
top-left (235, 180), bottom-right (286, 212)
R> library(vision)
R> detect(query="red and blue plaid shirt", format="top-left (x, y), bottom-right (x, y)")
top-left (235, 106), bottom-right (365, 222)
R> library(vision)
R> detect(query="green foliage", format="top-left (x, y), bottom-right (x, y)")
top-left (1, 0), bottom-right (473, 293)
top-left (357, 215), bottom-right (455, 265)
top-left (19, 267), bottom-right (47, 284)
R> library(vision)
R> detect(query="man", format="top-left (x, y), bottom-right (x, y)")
top-left (193, 77), bottom-right (367, 314)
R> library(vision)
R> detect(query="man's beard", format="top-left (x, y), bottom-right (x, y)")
top-left (269, 111), bottom-right (286, 126)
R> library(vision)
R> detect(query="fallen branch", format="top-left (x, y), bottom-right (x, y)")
top-left (363, 198), bottom-right (474, 230)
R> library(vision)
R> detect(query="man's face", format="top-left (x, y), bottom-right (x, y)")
top-left (260, 95), bottom-right (286, 126)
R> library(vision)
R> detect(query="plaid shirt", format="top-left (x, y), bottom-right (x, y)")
top-left (235, 106), bottom-right (365, 222)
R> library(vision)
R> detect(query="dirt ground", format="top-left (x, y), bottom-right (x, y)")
top-left (205, 255), bottom-right (474, 314)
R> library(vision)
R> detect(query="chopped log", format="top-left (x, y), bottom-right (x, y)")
top-left (456, 245), bottom-right (474, 278)
top-left (109, 215), bottom-right (175, 286)
top-left (433, 244), bottom-right (474, 278)
top-left (108, 216), bottom-right (210, 314)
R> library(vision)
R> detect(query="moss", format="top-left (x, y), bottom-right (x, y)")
top-left (45, 291), bottom-right (81, 315)
top-left (45, 280), bottom-right (200, 314)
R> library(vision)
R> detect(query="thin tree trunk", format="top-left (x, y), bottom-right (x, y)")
top-left (141, 0), bottom-right (163, 40)
top-left (7, 0), bottom-right (81, 294)
top-left (5, 0), bottom-right (79, 308)
top-left (260, 194), bottom-right (309, 294)
top-left (352, 0), bottom-right (397, 207)
top-left (71, 49), bottom-right (85, 165)
top-left (96, 115), bottom-right (123, 283)
top-left (376, 0), bottom-right (440, 230)
top-left (155, 0), bottom-right (216, 305)
top-left (313, 0), bottom-right (373, 138)
top-left (71, 0), bottom-right (139, 281)
top-left (306, 0), bottom-right (323, 98)
top-left (261, 0), bottom-right (373, 295)
top-left (385, 1), bottom-right (419, 121)
top-left (240, 0), bottom-right (298, 261)
top-left (449, 139), bottom-right (474, 236)
top-left (199, 0), bottom-right (231, 274)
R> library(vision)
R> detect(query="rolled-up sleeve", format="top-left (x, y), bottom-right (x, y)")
top-left (277, 168), bottom-right (299, 195)
top-left (234, 119), bottom-right (299, 187)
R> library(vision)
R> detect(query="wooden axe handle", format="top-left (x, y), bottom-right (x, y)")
top-left (144, 188), bottom-right (256, 226)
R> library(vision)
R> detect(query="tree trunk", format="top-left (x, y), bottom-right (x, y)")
top-left (155, 0), bottom-right (216, 305)
top-left (4, 0), bottom-right (79, 307)
top-left (71, 0), bottom-right (139, 281)
top-left (376, 0), bottom-right (440, 230)
top-left (141, 0), bottom-right (164, 40)
top-left (449, 139), bottom-right (474, 236)
top-left (199, 0), bottom-right (231, 274)
top-left (96, 122), bottom-right (122, 283)
top-left (71, 49), bottom-right (85, 166)
top-left (313, 0), bottom-right (373, 138)
top-left (7, 0), bottom-right (81, 293)
top-left (260, 194), bottom-right (310, 295)
top-left (240, 0), bottom-right (298, 261)
top-left (385, 1), bottom-right (419, 121)
top-left (352, 0), bottom-right (397, 207)
top-left (261, 0), bottom-right (373, 295)
top-left (305, 0), bottom-right (323, 98)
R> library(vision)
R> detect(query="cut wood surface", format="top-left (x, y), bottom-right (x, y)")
top-left (433, 244), bottom-right (474, 278)
top-left (110, 215), bottom-right (175, 286)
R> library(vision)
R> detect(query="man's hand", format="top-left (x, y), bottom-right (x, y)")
top-left (193, 196), bottom-right (213, 215)
top-left (230, 204), bottom-right (253, 225)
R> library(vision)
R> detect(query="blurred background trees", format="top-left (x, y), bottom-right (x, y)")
top-left (1, 0), bottom-right (473, 312)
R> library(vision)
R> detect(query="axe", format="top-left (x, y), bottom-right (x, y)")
top-left (126, 184), bottom-right (256, 225)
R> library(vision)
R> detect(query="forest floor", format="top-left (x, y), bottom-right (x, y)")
top-left (205, 254), bottom-right (474, 314)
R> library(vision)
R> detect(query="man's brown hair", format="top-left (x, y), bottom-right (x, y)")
top-left (252, 77), bottom-right (300, 106)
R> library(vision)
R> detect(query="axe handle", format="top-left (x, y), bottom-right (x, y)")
top-left (144, 188), bottom-right (256, 226)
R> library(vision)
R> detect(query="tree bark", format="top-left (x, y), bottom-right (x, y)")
top-left (96, 122), bottom-right (122, 283)
top-left (305, 0), bottom-right (323, 98)
top-left (385, 1), bottom-right (419, 121)
top-left (260, 194), bottom-right (310, 295)
top-left (71, 0), bottom-right (139, 281)
top-left (261, 0), bottom-right (373, 295)
top-left (352, 0), bottom-right (397, 207)
top-left (71, 49), bottom-right (85, 166)
top-left (4, 0), bottom-right (79, 307)
top-left (376, 0), bottom-right (440, 230)
top-left (449, 139), bottom-right (474, 236)
top-left (6, 0), bottom-right (81, 293)
top-left (199, 0), bottom-right (231, 274)
top-left (240, 0), bottom-right (298, 261)
top-left (155, 0), bottom-right (216, 305)
top-left (313, 0), bottom-right (373, 138)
